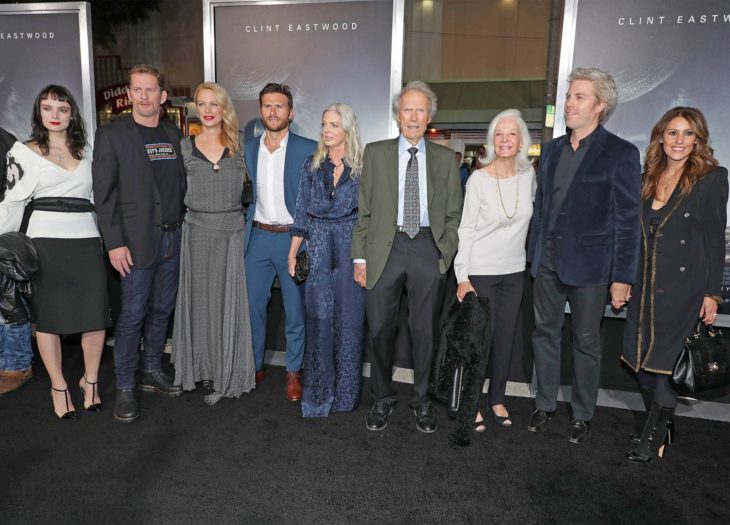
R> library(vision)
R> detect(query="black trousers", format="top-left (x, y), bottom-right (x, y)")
top-left (365, 231), bottom-right (446, 407)
top-left (469, 271), bottom-right (524, 406)
top-left (532, 265), bottom-right (607, 421)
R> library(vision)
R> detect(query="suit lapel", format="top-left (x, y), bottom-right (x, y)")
top-left (425, 141), bottom-right (438, 209)
top-left (386, 139), bottom-right (399, 210)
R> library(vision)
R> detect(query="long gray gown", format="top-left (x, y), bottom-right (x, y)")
top-left (172, 136), bottom-right (255, 404)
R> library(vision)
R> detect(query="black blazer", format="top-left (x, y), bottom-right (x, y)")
top-left (527, 125), bottom-right (642, 286)
top-left (92, 117), bottom-right (186, 268)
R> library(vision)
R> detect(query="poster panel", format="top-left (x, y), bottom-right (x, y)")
top-left (0, 2), bottom-right (95, 142)
top-left (204, 0), bottom-right (402, 144)
top-left (556, 0), bottom-right (730, 322)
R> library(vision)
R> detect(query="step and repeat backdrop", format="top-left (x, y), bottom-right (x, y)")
top-left (0, 2), bottom-right (95, 142)
top-left (203, 0), bottom-right (403, 144)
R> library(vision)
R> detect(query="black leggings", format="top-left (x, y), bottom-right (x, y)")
top-left (637, 370), bottom-right (679, 409)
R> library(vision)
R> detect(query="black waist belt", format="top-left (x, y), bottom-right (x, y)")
top-left (28, 197), bottom-right (95, 213)
top-left (20, 197), bottom-right (94, 234)
top-left (161, 221), bottom-right (183, 232)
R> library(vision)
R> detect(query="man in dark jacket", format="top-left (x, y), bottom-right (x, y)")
top-left (526, 68), bottom-right (641, 444)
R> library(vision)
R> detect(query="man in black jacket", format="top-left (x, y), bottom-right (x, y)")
top-left (92, 65), bottom-right (186, 423)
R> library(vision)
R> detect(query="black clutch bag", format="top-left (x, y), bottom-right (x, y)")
top-left (293, 250), bottom-right (309, 285)
top-left (672, 319), bottom-right (730, 394)
top-left (241, 176), bottom-right (253, 207)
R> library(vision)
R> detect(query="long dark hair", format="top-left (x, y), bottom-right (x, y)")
top-left (642, 106), bottom-right (718, 200)
top-left (29, 85), bottom-right (87, 160)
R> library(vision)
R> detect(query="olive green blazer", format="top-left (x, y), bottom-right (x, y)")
top-left (351, 138), bottom-right (463, 289)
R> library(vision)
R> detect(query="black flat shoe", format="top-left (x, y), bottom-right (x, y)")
top-left (80, 376), bottom-right (102, 412)
top-left (51, 387), bottom-right (77, 420)
top-left (491, 405), bottom-right (512, 428)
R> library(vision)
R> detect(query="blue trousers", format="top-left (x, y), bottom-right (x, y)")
top-left (0, 321), bottom-right (32, 371)
top-left (113, 230), bottom-right (181, 390)
top-left (245, 228), bottom-right (305, 372)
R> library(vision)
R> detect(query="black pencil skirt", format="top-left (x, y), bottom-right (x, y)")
top-left (31, 237), bottom-right (110, 335)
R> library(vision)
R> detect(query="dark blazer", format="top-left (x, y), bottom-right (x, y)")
top-left (0, 127), bottom-right (17, 201)
top-left (527, 125), bottom-right (642, 286)
top-left (351, 138), bottom-right (463, 289)
top-left (92, 117), bottom-right (186, 269)
top-left (243, 131), bottom-right (316, 254)
top-left (622, 167), bottom-right (729, 373)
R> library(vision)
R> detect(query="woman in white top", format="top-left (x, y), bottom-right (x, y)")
top-left (1, 85), bottom-right (108, 419)
top-left (454, 108), bottom-right (535, 431)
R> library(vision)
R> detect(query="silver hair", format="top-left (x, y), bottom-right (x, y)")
top-left (568, 67), bottom-right (618, 123)
top-left (392, 80), bottom-right (438, 121)
top-left (310, 102), bottom-right (364, 177)
top-left (481, 109), bottom-right (533, 171)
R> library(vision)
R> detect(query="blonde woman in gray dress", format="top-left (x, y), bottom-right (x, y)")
top-left (172, 82), bottom-right (255, 404)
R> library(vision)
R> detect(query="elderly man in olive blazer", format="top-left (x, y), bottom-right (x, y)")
top-left (352, 81), bottom-right (462, 434)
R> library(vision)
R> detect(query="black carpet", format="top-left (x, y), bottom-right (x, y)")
top-left (2, 344), bottom-right (729, 524)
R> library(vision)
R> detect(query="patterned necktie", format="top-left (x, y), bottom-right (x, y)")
top-left (403, 146), bottom-right (420, 239)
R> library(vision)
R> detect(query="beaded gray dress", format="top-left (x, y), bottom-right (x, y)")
top-left (172, 135), bottom-right (255, 404)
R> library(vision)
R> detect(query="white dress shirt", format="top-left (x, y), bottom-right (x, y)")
top-left (253, 131), bottom-right (293, 225)
top-left (397, 135), bottom-right (429, 227)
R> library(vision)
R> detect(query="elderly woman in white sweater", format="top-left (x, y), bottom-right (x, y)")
top-left (454, 108), bottom-right (535, 431)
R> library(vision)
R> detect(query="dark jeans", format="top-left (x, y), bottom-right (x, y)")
top-left (0, 321), bottom-right (32, 371)
top-left (532, 265), bottom-right (607, 421)
top-left (113, 230), bottom-right (181, 390)
top-left (469, 272), bottom-right (524, 406)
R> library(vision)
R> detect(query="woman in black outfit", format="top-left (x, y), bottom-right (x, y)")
top-left (621, 107), bottom-right (727, 463)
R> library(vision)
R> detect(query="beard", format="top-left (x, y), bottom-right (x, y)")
top-left (263, 117), bottom-right (290, 133)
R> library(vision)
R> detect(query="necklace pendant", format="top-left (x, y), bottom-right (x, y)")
top-left (55, 153), bottom-right (64, 162)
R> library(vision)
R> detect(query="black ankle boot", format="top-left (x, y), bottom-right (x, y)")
top-left (626, 401), bottom-right (675, 463)
top-left (629, 388), bottom-right (654, 442)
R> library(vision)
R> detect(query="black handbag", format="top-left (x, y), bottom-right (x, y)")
top-left (672, 319), bottom-right (730, 394)
top-left (293, 250), bottom-right (309, 285)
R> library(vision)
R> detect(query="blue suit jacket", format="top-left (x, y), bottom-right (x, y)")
top-left (243, 131), bottom-right (317, 254)
top-left (527, 125), bottom-right (642, 286)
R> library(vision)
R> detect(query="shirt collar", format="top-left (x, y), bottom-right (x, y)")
top-left (259, 130), bottom-right (290, 151)
top-left (399, 135), bottom-right (426, 156)
top-left (568, 124), bottom-right (600, 149)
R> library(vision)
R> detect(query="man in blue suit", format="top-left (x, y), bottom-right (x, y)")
top-left (527, 68), bottom-right (641, 443)
top-left (244, 83), bottom-right (316, 401)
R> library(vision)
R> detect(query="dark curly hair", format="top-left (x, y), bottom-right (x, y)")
top-left (29, 85), bottom-right (87, 160)
top-left (642, 106), bottom-right (718, 200)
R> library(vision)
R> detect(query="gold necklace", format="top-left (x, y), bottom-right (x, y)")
top-left (495, 171), bottom-right (520, 226)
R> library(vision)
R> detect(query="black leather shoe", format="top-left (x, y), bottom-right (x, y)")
top-left (568, 418), bottom-right (591, 444)
top-left (366, 402), bottom-right (393, 431)
top-left (414, 402), bottom-right (438, 434)
top-left (139, 370), bottom-right (183, 397)
top-left (527, 408), bottom-right (553, 432)
top-left (114, 389), bottom-right (139, 423)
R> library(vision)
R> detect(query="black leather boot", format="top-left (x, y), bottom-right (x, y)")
top-left (114, 388), bottom-right (139, 423)
top-left (626, 401), bottom-right (674, 463)
top-left (629, 388), bottom-right (654, 442)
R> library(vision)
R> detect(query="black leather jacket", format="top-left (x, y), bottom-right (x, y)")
top-left (0, 232), bottom-right (38, 324)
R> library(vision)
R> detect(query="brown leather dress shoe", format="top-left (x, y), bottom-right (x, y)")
top-left (255, 369), bottom-right (265, 384)
top-left (285, 371), bottom-right (302, 401)
top-left (0, 368), bottom-right (33, 395)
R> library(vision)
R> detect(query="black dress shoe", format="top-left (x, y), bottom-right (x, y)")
top-left (366, 402), bottom-right (393, 431)
top-left (114, 389), bottom-right (139, 423)
top-left (568, 418), bottom-right (591, 444)
top-left (414, 402), bottom-right (438, 434)
top-left (527, 408), bottom-right (552, 432)
top-left (139, 370), bottom-right (183, 397)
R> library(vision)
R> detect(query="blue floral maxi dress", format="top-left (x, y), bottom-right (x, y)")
top-left (293, 157), bottom-right (365, 417)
